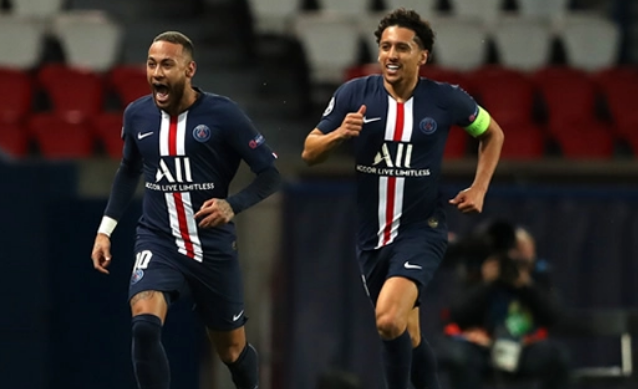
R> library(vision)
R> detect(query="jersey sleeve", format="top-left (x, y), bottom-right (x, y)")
top-left (315, 81), bottom-right (357, 134)
top-left (448, 85), bottom-right (491, 138)
top-left (103, 104), bottom-right (143, 221)
top-left (121, 104), bottom-right (142, 164)
top-left (221, 100), bottom-right (277, 173)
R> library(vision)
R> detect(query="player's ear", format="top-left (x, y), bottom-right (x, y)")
top-left (186, 61), bottom-right (196, 78)
top-left (420, 50), bottom-right (428, 66)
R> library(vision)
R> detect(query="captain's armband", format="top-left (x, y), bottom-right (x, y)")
top-left (464, 106), bottom-right (491, 138)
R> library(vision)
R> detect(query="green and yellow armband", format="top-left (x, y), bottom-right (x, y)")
top-left (464, 106), bottom-right (491, 138)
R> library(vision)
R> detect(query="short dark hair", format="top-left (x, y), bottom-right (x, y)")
top-left (153, 31), bottom-right (195, 59)
top-left (374, 8), bottom-right (435, 52)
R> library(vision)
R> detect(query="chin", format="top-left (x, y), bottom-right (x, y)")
top-left (153, 98), bottom-right (170, 110)
top-left (383, 74), bottom-right (401, 84)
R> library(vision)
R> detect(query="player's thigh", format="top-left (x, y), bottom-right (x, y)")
top-left (129, 243), bottom-right (187, 321)
top-left (387, 230), bottom-right (448, 305)
top-left (376, 276), bottom-right (419, 325)
top-left (185, 251), bottom-right (246, 332)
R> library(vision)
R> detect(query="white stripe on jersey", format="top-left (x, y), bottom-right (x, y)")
top-left (377, 176), bottom-right (388, 248)
top-left (181, 192), bottom-right (203, 261)
top-left (176, 112), bottom-right (187, 155)
top-left (384, 96), bottom-right (397, 140)
top-left (390, 177), bottom-right (405, 241)
top-left (401, 99), bottom-right (414, 142)
top-left (165, 192), bottom-right (189, 256)
top-left (159, 111), bottom-right (171, 156)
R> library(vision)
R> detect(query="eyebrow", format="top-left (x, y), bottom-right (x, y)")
top-left (147, 57), bottom-right (176, 63)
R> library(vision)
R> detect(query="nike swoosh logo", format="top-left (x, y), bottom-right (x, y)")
top-left (363, 117), bottom-right (382, 124)
top-left (137, 132), bottom-right (153, 140)
top-left (232, 310), bottom-right (244, 321)
top-left (404, 261), bottom-right (423, 270)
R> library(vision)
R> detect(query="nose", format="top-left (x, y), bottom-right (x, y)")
top-left (388, 46), bottom-right (399, 60)
top-left (152, 66), bottom-right (164, 79)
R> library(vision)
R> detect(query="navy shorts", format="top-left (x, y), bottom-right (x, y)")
top-left (358, 226), bottom-right (448, 306)
top-left (128, 237), bottom-right (246, 331)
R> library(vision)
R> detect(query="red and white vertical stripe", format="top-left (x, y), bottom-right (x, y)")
top-left (159, 111), bottom-right (203, 262)
top-left (376, 97), bottom-right (414, 248)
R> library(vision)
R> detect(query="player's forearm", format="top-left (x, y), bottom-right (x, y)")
top-left (301, 131), bottom-right (344, 166)
top-left (103, 160), bottom-right (142, 223)
top-left (472, 127), bottom-right (504, 192)
top-left (226, 165), bottom-right (281, 214)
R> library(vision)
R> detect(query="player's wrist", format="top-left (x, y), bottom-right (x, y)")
top-left (97, 216), bottom-right (118, 237)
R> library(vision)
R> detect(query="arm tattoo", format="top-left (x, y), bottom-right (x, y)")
top-left (218, 199), bottom-right (235, 219)
top-left (130, 290), bottom-right (158, 307)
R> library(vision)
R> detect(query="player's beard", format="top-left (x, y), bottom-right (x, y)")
top-left (154, 78), bottom-right (186, 114)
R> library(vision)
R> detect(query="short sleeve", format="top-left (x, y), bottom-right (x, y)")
top-left (448, 85), bottom-right (491, 137)
top-left (315, 81), bottom-right (357, 134)
top-left (221, 100), bottom-right (277, 173)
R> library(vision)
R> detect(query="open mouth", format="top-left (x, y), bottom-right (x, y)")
top-left (386, 64), bottom-right (400, 75)
top-left (153, 83), bottom-right (170, 103)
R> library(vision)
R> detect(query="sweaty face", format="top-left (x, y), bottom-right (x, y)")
top-left (378, 26), bottom-right (427, 85)
top-left (146, 41), bottom-right (192, 112)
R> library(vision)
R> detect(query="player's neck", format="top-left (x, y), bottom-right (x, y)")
top-left (384, 76), bottom-right (419, 103)
top-left (169, 87), bottom-right (199, 116)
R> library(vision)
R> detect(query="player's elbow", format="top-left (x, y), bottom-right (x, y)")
top-left (301, 150), bottom-right (314, 166)
top-left (301, 148), bottom-right (322, 166)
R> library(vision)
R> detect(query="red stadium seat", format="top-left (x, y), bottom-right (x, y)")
top-left (37, 64), bottom-right (104, 123)
top-left (0, 68), bottom-right (33, 124)
top-left (28, 113), bottom-right (94, 158)
top-left (550, 120), bottom-right (614, 159)
top-left (532, 66), bottom-right (597, 133)
top-left (500, 123), bottom-right (546, 160)
top-left (443, 126), bottom-right (469, 159)
top-left (591, 67), bottom-right (638, 136)
top-left (345, 63), bottom-right (381, 80)
top-left (0, 123), bottom-right (29, 157)
top-left (623, 130), bottom-right (638, 157)
top-left (109, 65), bottom-right (150, 106)
top-left (468, 66), bottom-right (535, 127)
top-left (92, 112), bottom-right (123, 159)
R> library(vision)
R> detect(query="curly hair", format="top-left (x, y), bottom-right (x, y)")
top-left (374, 8), bottom-right (435, 52)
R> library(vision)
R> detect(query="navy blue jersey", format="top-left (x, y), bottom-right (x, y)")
top-left (316, 75), bottom-right (481, 250)
top-left (122, 89), bottom-right (277, 261)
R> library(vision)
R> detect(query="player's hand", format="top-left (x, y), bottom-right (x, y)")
top-left (91, 233), bottom-right (112, 275)
top-left (195, 198), bottom-right (235, 228)
top-left (337, 105), bottom-right (366, 139)
top-left (449, 186), bottom-right (485, 214)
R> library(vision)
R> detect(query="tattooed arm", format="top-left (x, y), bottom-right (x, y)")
top-left (194, 198), bottom-right (236, 228)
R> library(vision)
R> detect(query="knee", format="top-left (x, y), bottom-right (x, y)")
top-left (218, 342), bottom-right (245, 364)
top-left (132, 314), bottom-right (163, 343)
top-left (376, 311), bottom-right (408, 340)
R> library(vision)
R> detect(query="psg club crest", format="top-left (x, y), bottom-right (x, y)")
top-left (131, 269), bottom-right (144, 285)
top-left (419, 117), bottom-right (437, 135)
top-left (193, 124), bottom-right (211, 142)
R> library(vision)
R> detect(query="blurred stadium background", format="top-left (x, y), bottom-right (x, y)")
top-left (1, 0), bottom-right (638, 388)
